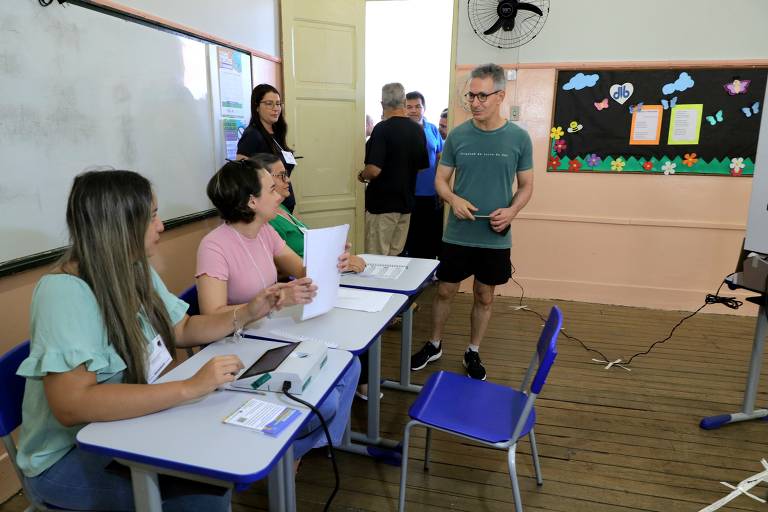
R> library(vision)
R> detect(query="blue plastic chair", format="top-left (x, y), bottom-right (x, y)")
top-left (179, 284), bottom-right (200, 316)
top-left (0, 341), bottom-right (72, 511)
top-left (179, 285), bottom-right (200, 358)
top-left (398, 306), bottom-right (562, 512)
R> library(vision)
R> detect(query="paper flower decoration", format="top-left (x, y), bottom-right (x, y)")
top-left (610, 158), bottom-right (625, 172)
top-left (568, 159), bottom-right (582, 172)
top-left (662, 161), bottom-right (676, 175)
top-left (554, 139), bottom-right (567, 153)
top-left (642, 161), bottom-right (653, 171)
top-left (547, 156), bottom-right (561, 170)
top-left (730, 157), bottom-right (745, 176)
top-left (683, 153), bottom-right (698, 167)
top-left (550, 126), bottom-right (564, 140)
top-left (585, 154), bottom-right (602, 167)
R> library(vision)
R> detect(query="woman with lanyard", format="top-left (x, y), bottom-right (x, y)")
top-left (195, 159), bottom-right (361, 460)
top-left (248, 153), bottom-right (387, 401)
top-left (237, 84), bottom-right (298, 212)
top-left (15, 170), bottom-right (309, 510)
top-left (250, 152), bottom-right (366, 269)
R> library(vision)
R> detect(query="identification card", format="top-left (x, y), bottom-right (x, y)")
top-left (146, 334), bottom-right (172, 384)
top-left (282, 150), bottom-right (296, 166)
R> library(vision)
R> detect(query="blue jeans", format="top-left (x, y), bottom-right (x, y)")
top-left (25, 447), bottom-right (230, 511)
top-left (292, 356), bottom-right (360, 458)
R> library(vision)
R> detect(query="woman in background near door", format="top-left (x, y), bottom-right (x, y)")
top-left (237, 84), bottom-right (297, 212)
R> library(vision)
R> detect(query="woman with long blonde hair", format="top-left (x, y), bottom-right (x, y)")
top-left (15, 170), bottom-right (309, 510)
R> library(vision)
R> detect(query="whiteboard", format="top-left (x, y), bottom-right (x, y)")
top-left (0, 1), bottom-right (252, 266)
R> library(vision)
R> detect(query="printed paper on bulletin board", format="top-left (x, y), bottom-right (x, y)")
top-left (549, 68), bottom-right (767, 176)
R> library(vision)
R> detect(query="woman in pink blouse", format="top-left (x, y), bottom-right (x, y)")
top-left (196, 159), bottom-right (360, 460)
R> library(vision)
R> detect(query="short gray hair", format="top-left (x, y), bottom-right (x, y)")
top-left (381, 82), bottom-right (405, 109)
top-left (470, 63), bottom-right (506, 92)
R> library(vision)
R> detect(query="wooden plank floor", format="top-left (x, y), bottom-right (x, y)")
top-left (3, 286), bottom-right (768, 511)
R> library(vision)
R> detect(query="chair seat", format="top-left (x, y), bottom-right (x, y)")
top-left (408, 371), bottom-right (535, 444)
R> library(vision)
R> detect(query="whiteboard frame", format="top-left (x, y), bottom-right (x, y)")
top-left (0, 0), bottom-right (253, 277)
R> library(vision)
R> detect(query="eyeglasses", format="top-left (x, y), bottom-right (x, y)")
top-left (271, 172), bottom-right (289, 182)
top-left (260, 101), bottom-right (284, 109)
top-left (464, 90), bottom-right (503, 103)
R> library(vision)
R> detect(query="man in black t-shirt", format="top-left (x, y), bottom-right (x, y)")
top-left (358, 82), bottom-right (429, 255)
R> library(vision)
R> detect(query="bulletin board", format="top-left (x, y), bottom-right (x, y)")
top-left (549, 67), bottom-right (767, 176)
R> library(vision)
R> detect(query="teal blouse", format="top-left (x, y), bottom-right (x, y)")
top-left (15, 268), bottom-right (188, 477)
top-left (269, 204), bottom-right (308, 258)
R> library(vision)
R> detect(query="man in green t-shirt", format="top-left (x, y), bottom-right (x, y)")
top-left (410, 63), bottom-right (534, 381)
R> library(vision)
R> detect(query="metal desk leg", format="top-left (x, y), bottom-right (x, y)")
top-left (267, 459), bottom-right (285, 512)
top-left (339, 336), bottom-right (399, 455)
top-left (382, 303), bottom-right (422, 394)
top-left (129, 465), bottom-right (163, 512)
top-left (282, 445), bottom-right (296, 512)
top-left (700, 304), bottom-right (768, 429)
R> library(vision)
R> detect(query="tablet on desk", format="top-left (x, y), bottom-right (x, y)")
top-left (237, 343), bottom-right (298, 380)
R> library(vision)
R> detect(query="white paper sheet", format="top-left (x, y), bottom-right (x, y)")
top-left (300, 224), bottom-right (349, 320)
top-left (358, 254), bottom-right (411, 279)
top-left (334, 287), bottom-right (392, 312)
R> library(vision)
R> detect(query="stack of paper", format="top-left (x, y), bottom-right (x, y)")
top-left (301, 224), bottom-right (350, 320)
top-left (335, 287), bottom-right (392, 312)
top-left (358, 254), bottom-right (411, 280)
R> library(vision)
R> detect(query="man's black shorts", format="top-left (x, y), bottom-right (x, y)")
top-left (436, 242), bottom-right (511, 286)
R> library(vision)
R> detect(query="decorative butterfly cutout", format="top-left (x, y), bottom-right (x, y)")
top-left (724, 79), bottom-right (751, 96)
top-left (594, 98), bottom-right (609, 111)
top-left (742, 101), bottom-right (761, 118)
top-left (661, 96), bottom-right (678, 110)
top-left (628, 102), bottom-right (644, 114)
top-left (705, 110), bottom-right (724, 125)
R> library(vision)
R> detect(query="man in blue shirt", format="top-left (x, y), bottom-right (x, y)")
top-left (402, 91), bottom-right (444, 259)
top-left (410, 64), bottom-right (534, 381)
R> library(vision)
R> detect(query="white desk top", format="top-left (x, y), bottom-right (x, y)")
top-left (76, 339), bottom-right (352, 485)
top-left (243, 293), bottom-right (408, 354)
top-left (341, 255), bottom-right (438, 295)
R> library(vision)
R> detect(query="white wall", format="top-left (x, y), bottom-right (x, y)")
top-left (457, 0), bottom-right (768, 65)
top-left (365, 0), bottom-right (454, 124)
top-left (115, 0), bottom-right (280, 57)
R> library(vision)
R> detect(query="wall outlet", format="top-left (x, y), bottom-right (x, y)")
top-left (510, 105), bottom-right (521, 121)
top-left (506, 69), bottom-right (517, 81)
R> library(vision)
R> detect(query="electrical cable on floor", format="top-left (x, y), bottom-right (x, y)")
top-left (282, 381), bottom-right (339, 512)
top-left (509, 265), bottom-right (743, 368)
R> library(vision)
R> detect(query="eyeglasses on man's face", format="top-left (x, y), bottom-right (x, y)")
top-left (260, 101), bottom-right (284, 109)
top-left (464, 90), bottom-right (503, 103)
top-left (271, 171), bottom-right (289, 182)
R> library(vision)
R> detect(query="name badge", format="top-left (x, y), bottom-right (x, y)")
top-left (282, 150), bottom-right (297, 166)
top-left (147, 334), bottom-right (172, 384)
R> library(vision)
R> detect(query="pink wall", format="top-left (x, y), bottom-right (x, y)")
top-left (454, 64), bottom-right (763, 316)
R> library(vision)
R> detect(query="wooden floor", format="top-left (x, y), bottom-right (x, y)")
top-left (3, 286), bottom-right (768, 511)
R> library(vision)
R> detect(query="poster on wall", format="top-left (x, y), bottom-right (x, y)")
top-left (217, 47), bottom-right (246, 119)
top-left (549, 68), bottom-right (767, 176)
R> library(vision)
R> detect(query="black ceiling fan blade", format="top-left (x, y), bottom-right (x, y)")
top-left (483, 17), bottom-right (504, 35)
top-left (517, 2), bottom-right (543, 16)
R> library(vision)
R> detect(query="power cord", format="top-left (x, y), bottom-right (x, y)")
top-left (509, 265), bottom-right (742, 367)
top-left (281, 381), bottom-right (339, 512)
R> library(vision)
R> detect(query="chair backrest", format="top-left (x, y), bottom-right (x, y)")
top-left (179, 284), bottom-right (199, 316)
top-left (531, 306), bottom-right (561, 394)
top-left (0, 341), bottom-right (30, 437)
top-left (510, 307), bottom-right (561, 443)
